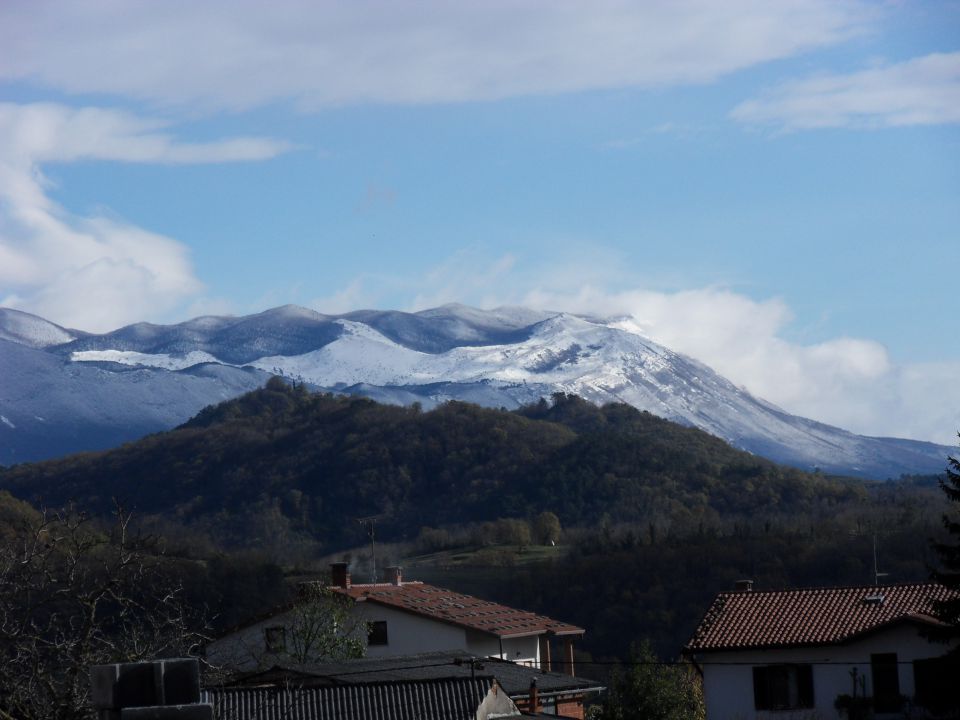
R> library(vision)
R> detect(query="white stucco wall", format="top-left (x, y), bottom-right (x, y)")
top-left (696, 625), bottom-right (958, 720)
top-left (206, 609), bottom-right (301, 671)
top-left (463, 629), bottom-right (540, 664)
top-left (352, 601), bottom-right (468, 656)
top-left (354, 602), bottom-right (540, 663)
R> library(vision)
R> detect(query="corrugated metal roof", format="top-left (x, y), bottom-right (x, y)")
top-left (203, 677), bottom-right (499, 720)
top-left (335, 582), bottom-right (584, 639)
top-left (232, 651), bottom-right (603, 697)
top-left (687, 582), bottom-right (957, 652)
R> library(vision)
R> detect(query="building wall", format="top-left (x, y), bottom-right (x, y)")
top-left (697, 625), bottom-right (957, 720)
top-left (206, 599), bottom-right (542, 670)
top-left (463, 629), bottom-right (540, 664)
top-left (206, 610), bottom-right (300, 671)
top-left (353, 602), bottom-right (468, 657)
top-left (355, 604), bottom-right (540, 662)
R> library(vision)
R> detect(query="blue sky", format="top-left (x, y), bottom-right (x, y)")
top-left (0, 0), bottom-right (958, 444)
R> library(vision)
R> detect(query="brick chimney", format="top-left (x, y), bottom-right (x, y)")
top-left (330, 562), bottom-right (351, 589)
top-left (385, 566), bottom-right (403, 586)
top-left (734, 579), bottom-right (754, 592)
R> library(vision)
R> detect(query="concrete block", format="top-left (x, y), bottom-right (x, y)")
top-left (91, 658), bottom-right (201, 709)
top-left (160, 658), bottom-right (200, 705)
top-left (90, 664), bottom-right (121, 709)
top-left (121, 705), bottom-right (214, 720)
top-left (115, 661), bottom-right (160, 707)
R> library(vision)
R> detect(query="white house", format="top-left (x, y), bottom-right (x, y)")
top-left (207, 563), bottom-right (583, 677)
top-left (685, 581), bottom-right (959, 720)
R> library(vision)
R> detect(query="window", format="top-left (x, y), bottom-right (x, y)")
top-left (870, 653), bottom-right (901, 713)
top-left (368, 620), bottom-right (389, 646)
top-left (264, 625), bottom-right (286, 653)
top-left (752, 664), bottom-right (814, 710)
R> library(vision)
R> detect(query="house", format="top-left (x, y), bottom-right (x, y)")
top-left (215, 650), bottom-right (604, 718)
top-left (685, 581), bottom-right (960, 719)
top-left (207, 563), bottom-right (585, 678)
top-left (203, 676), bottom-right (523, 720)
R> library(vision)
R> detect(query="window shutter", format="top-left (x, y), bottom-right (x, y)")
top-left (753, 667), bottom-right (769, 710)
top-left (797, 664), bottom-right (814, 708)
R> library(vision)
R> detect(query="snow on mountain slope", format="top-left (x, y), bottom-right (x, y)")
top-left (0, 337), bottom-right (268, 465)
top-left (70, 349), bottom-right (222, 371)
top-left (3, 303), bottom-right (952, 477)
top-left (0, 308), bottom-right (76, 348)
top-left (236, 312), bottom-right (950, 477)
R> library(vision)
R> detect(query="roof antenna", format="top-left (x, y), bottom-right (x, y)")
top-left (873, 533), bottom-right (889, 586)
top-left (358, 515), bottom-right (381, 584)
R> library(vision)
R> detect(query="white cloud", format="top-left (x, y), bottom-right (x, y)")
top-left (0, 1), bottom-right (872, 111)
top-left (409, 251), bottom-right (517, 311)
top-left (516, 284), bottom-right (960, 445)
top-left (311, 279), bottom-right (379, 316)
top-left (0, 103), bottom-right (291, 332)
top-left (732, 52), bottom-right (960, 129)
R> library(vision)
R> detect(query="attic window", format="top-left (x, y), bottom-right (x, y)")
top-left (862, 594), bottom-right (885, 605)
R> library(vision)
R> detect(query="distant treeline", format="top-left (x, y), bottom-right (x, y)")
top-left (0, 378), bottom-right (953, 662)
top-left (0, 379), bottom-right (865, 555)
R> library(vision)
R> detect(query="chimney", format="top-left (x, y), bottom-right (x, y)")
top-left (330, 562), bottom-right (351, 589)
top-left (528, 678), bottom-right (539, 713)
top-left (734, 579), bottom-right (754, 593)
top-left (385, 566), bottom-right (403, 586)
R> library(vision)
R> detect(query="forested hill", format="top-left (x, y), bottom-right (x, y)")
top-left (0, 380), bottom-right (864, 550)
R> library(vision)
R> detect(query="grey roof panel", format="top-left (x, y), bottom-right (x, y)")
top-left (204, 677), bottom-right (495, 720)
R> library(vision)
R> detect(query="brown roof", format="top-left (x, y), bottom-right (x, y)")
top-left (334, 581), bottom-right (584, 639)
top-left (687, 582), bottom-right (956, 652)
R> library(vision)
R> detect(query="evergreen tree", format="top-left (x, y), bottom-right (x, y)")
top-left (592, 642), bottom-right (704, 720)
top-left (931, 436), bottom-right (960, 646)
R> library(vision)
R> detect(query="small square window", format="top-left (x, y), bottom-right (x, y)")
top-left (368, 621), bottom-right (389, 646)
top-left (753, 664), bottom-right (813, 710)
top-left (264, 625), bottom-right (286, 653)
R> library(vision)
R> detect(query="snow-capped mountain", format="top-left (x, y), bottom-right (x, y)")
top-left (0, 305), bottom-right (951, 478)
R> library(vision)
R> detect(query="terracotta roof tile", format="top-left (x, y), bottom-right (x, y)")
top-left (687, 583), bottom-right (956, 652)
top-left (333, 581), bottom-right (584, 639)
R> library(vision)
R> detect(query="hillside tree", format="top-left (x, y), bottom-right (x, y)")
top-left (591, 641), bottom-right (704, 720)
top-left (0, 499), bottom-right (203, 720)
top-left (931, 437), bottom-right (960, 646)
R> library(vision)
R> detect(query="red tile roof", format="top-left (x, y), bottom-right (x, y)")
top-left (333, 581), bottom-right (584, 639)
top-left (687, 583), bottom-right (956, 652)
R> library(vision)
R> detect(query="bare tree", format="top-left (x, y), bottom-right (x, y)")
top-left (0, 501), bottom-right (204, 719)
top-left (206, 580), bottom-right (366, 676)
top-left (285, 582), bottom-right (366, 664)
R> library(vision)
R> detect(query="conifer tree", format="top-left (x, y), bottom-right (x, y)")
top-left (932, 437), bottom-right (960, 645)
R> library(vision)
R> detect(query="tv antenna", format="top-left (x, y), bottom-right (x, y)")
top-left (872, 533), bottom-right (889, 586)
top-left (357, 515), bottom-right (383, 584)
top-left (850, 529), bottom-right (889, 586)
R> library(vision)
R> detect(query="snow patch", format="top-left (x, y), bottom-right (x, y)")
top-left (71, 349), bottom-right (221, 370)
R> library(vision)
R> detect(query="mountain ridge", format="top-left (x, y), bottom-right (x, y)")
top-left (0, 304), bottom-right (951, 478)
